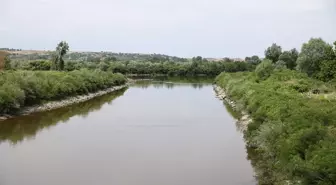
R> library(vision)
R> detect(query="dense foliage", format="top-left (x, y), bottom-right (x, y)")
top-left (4, 56), bottom-right (11, 70)
top-left (296, 38), bottom-right (335, 78)
top-left (0, 51), bottom-right (9, 70)
top-left (278, 48), bottom-right (299, 70)
top-left (10, 59), bottom-right (254, 76)
top-left (0, 70), bottom-right (126, 114)
top-left (262, 38), bottom-right (336, 82)
top-left (255, 59), bottom-right (274, 80)
top-left (9, 51), bottom-right (188, 63)
top-left (53, 41), bottom-right (69, 70)
top-left (215, 37), bottom-right (336, 184)
top-left (265, 43), bottom-right (282, 62)
top-left (216, 68), bottom-right (336, 185)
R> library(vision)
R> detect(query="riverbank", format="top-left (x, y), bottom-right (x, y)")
top-left (0, 85), bottom-right (128, 121)
top-left (0, 70), bottom-right (127, 120)
top-left (215, 70), bottom-right (336, 185)
top-left (213, 85), bottom-right (252, 132)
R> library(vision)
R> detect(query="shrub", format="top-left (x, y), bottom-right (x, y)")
top-left (274, 60), bottom-right (287, 70)
top-left (215, 70), bottom-right (336, 185)
top-left (255, 59), bottom-right (274, 80)
top-left (0, 70), bottom-right (127, 114)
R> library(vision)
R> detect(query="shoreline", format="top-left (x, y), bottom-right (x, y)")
top-left (213, 85), bottom-right (252, 132)
top-left (0, 84), bottom-right (128, 121)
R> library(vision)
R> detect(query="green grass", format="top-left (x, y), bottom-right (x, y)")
top-left (215, 69), bottom-right (336, 185)
top-left (0, 69), bottom-right (126, 114)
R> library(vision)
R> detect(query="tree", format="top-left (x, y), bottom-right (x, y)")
top-left (245, 55), bottom-right (261, 64)
top-left (223, 57), bottom-right (233, 63)
top-left (296, 38), bottom-right (335, 77)
top-left (274, 60), bottom-right (287, 70)
top-left (98, 62), bottom-right (109, 71)
top-left (317, 60), bottom-right (336, 81)
top-left (104, 56), bottom-right (117, 62)
top-left (4, 56), bottom-right (11, 70)
top-left (55, 41), bottom-right (69, 70)
top-left (192, 56), bottom-right (203, 63)
top-left (255, 59), bottom-right (274, 80)
top-left (265, 43), bottom-right (282, 63)
top-left (278, 48), bottom-right (298, 70)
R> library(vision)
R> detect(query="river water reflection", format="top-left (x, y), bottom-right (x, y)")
top-left (0, 79), bottom-right (255, 185)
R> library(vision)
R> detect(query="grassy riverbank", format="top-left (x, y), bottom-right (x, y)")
top-left (0, 70), bottom-right (126, 114)
top-left (215, 70), bottom-right (336, 185)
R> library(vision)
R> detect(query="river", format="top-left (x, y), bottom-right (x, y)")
top-left (0, 79), bottom-right (255, 185)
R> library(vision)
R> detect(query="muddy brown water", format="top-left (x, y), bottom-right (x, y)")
top-left (0, 80), bottom-right (255, 185)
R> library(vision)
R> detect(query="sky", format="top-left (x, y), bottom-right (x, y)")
top-left (1, 0), bottom-right (336, 58)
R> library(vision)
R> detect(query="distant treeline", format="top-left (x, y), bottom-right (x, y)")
top-left (9, 51), bottom-right (189, 63)
top-left (9, 59), bottom-right (254, 76)
top-left (0, 48), bottom-right (22, 51)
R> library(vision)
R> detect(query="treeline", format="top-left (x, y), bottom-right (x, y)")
top-left (262, 38), bottom-right (336, 82)
top-left (9, 51), bottom-right (188, 63)
top-left (6, 41), bottom-right (254, 75)
top-left (215, 38), bottom-right (336, 185)
top-left (9, 59), bottom-right (254, 76)
top-left (0, 70), bottom-right (126, 114)
top-left (0, 48), bottom-right (22, 51)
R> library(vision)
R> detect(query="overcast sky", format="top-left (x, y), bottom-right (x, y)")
top-left (1, 0), bottom-right (336, 57)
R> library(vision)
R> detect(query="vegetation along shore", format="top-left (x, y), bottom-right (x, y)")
top-left (0, 42), bottom-right (127, 119)
top-left (215, 38), bottom-right (336, 185)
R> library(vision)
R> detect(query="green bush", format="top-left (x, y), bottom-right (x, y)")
top-left (0, 70), bottom-right (127, 114)
top-left (10, 59), bottom-right (254, 76)
top-left (215, 70), bottom-right (336, 185)
top-left (255, 59), bottom-right (274, 80)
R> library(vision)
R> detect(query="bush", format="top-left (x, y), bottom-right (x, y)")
top-left (215, 70), bottom-right (336, 185)
top-left (0, 70), bottom-right (127, 114)
top-left (255, 59), bottom-right (274, 80)
top-left (274, 60), bottom-right (287, 70)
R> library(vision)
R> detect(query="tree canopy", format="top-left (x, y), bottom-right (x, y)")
top-left (296, 38), bottom-right (335, 77)
top-left (278, 48), bottom-right (298, 70)
top-left (265, 43), bottom-right (282, 63)
top-left (54, 41), bottom-right (69, 70)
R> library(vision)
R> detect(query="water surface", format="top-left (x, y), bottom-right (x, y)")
top-left (0, 80), bottom-right (255, 185)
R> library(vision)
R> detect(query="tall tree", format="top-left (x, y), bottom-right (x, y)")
top-left (255, 59), bottom-right (274, 80)
top-left (265, 43), bottom-right (282, 63)
top-left (55, 41), bottom-right (69, 70)
top-left (296, 38), bottom-right (335, 77)
top-left (278, 48), bottom-right (299, 70)
top-left (317, 60), bottom-right (336, 82)
top-left (192, 56), bottom-right (203, 63)
top-left (245, 55), bottom-right (261, 64)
